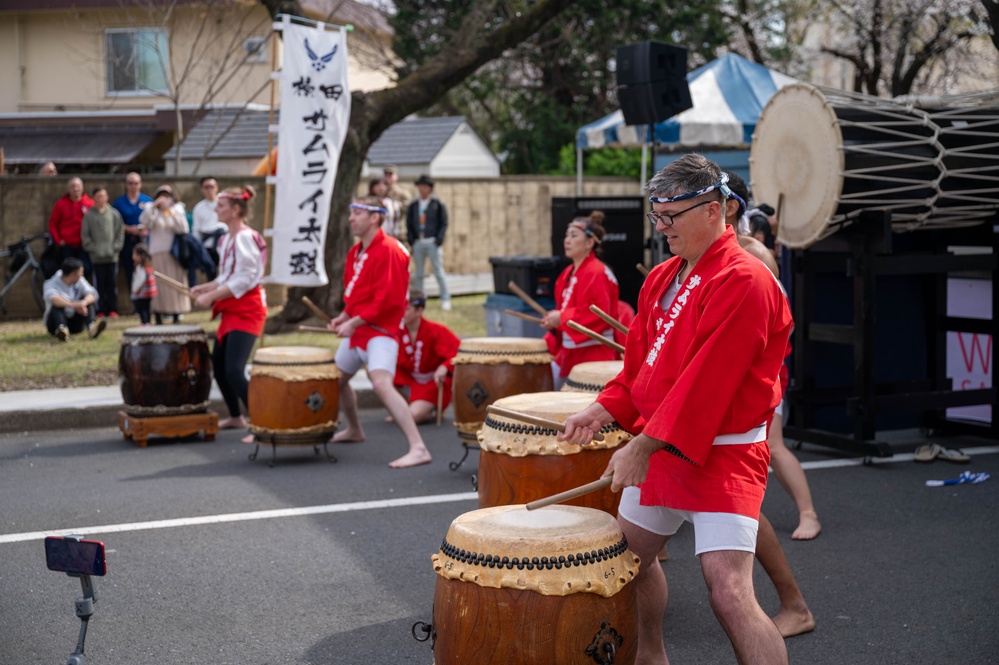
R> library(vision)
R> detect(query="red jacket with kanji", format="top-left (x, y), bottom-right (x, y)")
top-left (396, 318), bottom-right (461, 385)
top-left (342, 229), bottom-right (410, 350)
top-left (597, 227), bottom-right (792, 517)
top-left (49, 194), bottom-right (95, 247)
top-left (544, 253), bottom-right (620, 374)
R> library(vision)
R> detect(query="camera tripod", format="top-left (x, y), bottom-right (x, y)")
top-left (63, 573), bottom-right (98, 665)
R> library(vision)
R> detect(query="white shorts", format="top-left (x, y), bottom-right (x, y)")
top-left (334, 335), bottom-right (399, 376)
top-left (617, 486), bottom-right (759, 555)
top-left (774, 398), bottom-right (785, 419)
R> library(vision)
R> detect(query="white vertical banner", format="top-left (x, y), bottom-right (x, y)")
top-left (269, 17), bottom-right (351, 286)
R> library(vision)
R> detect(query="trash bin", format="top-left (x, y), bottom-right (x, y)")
top-left (484, 293), bottom-right (556, 339)
top-left (489, 256), bottom-right (566, 299)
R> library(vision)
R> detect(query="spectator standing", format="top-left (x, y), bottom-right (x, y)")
top-left (48, 177), bottom-right (94, 280)
top-left (113, 172), bottom-right (153, 295)
top-left (81, 186), bottom-right (125, 318)
top-left (130, 244), bottom-right (157, 326)
top-left (405, 174), bottom-right (451, 311)
top-left (140, 184), bottom-right (190, 324)
top-left (368, 177), bottom-right (398, 238)
top-left (42, 257), bottom-right (106, 342)
top-left (37, 162), bottom-right (58, 176)
top-left (383, 165), bottom-right (410, 235)
top-left (192, 176), bottom-right (226, 272)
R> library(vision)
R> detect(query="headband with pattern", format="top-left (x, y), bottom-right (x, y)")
top-left (218, 190), bottom-right (251, 201)
top-left (350, 202), bottom-right (388, 214)
top-left (649, 172), bottom-right (732, 204)
top-left (569, 220), bottom-right (602, 244)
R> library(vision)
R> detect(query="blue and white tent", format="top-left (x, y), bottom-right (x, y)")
top-left (576, 53), bottom-right (796, 150)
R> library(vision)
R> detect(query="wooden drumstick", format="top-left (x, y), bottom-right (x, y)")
top-left (503, 308), bottom-right (544, 324)
top-left (153, 271), bottom-right (191, 297)
top-left (301, 296), bottom-right (332, 324)
top-left (566, 320), bottom-right (626, 354)
top-left (436, 380), bottom-right (444, 427)
top-left (507, 281), bottom-right (549, 317)
top-left (589, 305), bottom-right (629, 335)
top-left (486, 404), bottom-right (605, 442)
top-left (298, 325), bottom-right (336, 333)
top-left (526, 475), bottom-right (614, 511)
top-left (636, 263), bottom-right (650, 277)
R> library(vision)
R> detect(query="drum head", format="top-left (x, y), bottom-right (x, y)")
top-left (253, 346), bottom-right (334, 365)
top-left (563, 361), bottom-right (624, 393)
top-left (432, 505), bottom-right (639, 597)
top-left (454, 337), bottom-right (551, 365)
top-left (480, 391), bottom-right (630, 454)
top-left (750, 83), bottom-right (844, 249)
top-left (122, 324), bottom-right (205, 337)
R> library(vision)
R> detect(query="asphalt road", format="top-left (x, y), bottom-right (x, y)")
top-left (1, 412), bottom-right (997, 665)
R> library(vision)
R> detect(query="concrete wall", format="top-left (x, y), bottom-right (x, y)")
top-left (0, 174), bottom-right (639, 318)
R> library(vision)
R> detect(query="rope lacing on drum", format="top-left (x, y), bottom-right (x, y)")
top-left (251, 358), bottom-right (336, 367)
top-left (664, 443), bottom-right (697, 465)
top-left (438, 536), bottom-right (630, 571)
top-left (483, 416), bottom-right (621, 436)
top-left (563, 378), bottom-right (604, 392)
top-left (457, 348), bottom-right (548, 357)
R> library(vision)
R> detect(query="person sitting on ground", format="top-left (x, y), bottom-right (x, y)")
top-left (327, 196), bottom-right (432, 468)
top-left (393, 289), bottom-right (461, 425)
top-left (42, 257), bottom-right (106, 342)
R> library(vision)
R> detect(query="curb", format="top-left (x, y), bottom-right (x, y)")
top-left (0, 390), bottom-right (383, 435)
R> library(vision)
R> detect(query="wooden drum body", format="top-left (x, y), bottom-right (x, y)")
top-left (561, 360), bottom-right (624, 394)
top-left (477, 392), bottom-right (631, 514)
top-left (432, 505), bottom-right (639, 665)
top-left (119, 325), bottom-right (213, 417)
top-left (248, 346), bottom-right (340, 445)
top-left (452, 337), bottom-right (553, 444)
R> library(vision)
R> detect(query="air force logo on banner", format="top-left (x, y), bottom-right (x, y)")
top-left (305, 39), bottom-right (337, 71)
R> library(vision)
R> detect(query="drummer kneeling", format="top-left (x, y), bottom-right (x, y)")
top-left (393, 289), bottom-right (461, 425)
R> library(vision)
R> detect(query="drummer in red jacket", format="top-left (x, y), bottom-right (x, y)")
top-left (541, 210), bottom-right (621, 388)
top-left (394, 289), bottom-right (461, 424)
top-left (328, 196), bottom-right (432, 468)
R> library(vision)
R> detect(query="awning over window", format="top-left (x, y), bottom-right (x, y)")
top-left (0, 126), bottom-right (159, 165)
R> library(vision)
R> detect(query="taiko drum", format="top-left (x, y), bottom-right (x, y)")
top-left (451, 337), bottom-right (553, 444)
top-left (247, 346), bottom-right (340, 444)
top-left (431, 504), bottom-right (639, 664)
top-left (561, 360), bottom-right (624, 394)
top-left (118, 325), bottom-right (213, 417)
top-left (477, 391), bottom-right (631, 515)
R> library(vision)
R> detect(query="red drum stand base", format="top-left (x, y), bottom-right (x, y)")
top-left (117, 410), bottom-right (219, 448)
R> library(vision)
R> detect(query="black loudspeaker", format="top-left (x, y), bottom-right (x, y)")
top-left (616, 41), bottom-right (692, 125)
top-left (551, 197), bottom-right (646, 309)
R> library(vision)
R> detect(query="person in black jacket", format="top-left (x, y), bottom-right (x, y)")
top-left (405, 175), bottom-right (451, 310)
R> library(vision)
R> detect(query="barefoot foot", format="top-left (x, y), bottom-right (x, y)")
top-left (773, 606), bottom-right (816, 638)
top-left (332, 428), bottom-right (365, 443)
top-left (388, 448), bottom-right (432, 468)
top-left (218, 416), bottom-right (248, 430)
top-left (792, 510), bottom-right (822, 540)
top-left (384, 415), bottom-right (395, 424)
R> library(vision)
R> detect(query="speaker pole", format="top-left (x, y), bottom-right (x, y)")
top-left (576, 146), bottom-right (583, 196)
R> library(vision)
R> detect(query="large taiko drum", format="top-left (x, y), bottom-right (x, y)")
top-left (118, 325), bottom-right (213, 417)
top-left (452, 337), bottom-right (553, 444)
top-left (247, 346), bottom-right (340, 445)
top-left (477, 392), bottom-right (631, 514)
top-left (561, 360), bottom-right (624, 394)
top-left (750, 83), bottom-right (999, 248)
top-left (431, 504), bottom-right (639, 664)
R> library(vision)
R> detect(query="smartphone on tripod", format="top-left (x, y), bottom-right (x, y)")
top-left (45, 536), bottom-right (106, 577)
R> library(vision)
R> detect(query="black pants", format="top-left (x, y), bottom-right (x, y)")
top-left (133, 298), bottom-right (151, 324)
top-left (93, 263), bottom-right (118, 315)
top-left (212, 330), bottom-right (257, 418)
top-left (45, 304), bottom-right (96, 336)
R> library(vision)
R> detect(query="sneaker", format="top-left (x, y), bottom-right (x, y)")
top-left (96, 313), bottom-right (105, 319)
top-left (55, 325), bottom-right (70, 342)
top-left (109, 311), bottom-right (119, 319)
top-left (441, 300), bottom-right (452, 312)
top-left (88, 318), bottom-right (107, 340)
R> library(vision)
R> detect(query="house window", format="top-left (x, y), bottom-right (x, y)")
top-left (244, 36), bottom-right (267, 64)
top-left (105, 28), bottom-right (169, 95)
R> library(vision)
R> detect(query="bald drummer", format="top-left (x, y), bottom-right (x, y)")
top-left (561, 154), bottom-right (792, 664)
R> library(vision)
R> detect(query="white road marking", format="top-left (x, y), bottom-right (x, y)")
top-left (3, 446), bottom-right (996, 545)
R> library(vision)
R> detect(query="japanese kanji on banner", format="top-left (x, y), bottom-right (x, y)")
top-left (269, 17), bottom-right (351, 286)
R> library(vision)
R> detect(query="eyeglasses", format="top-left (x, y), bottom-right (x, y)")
top-left (126, 180), bottom-right (141, 185)
top-left (646, 200), bottom-right (713, 228)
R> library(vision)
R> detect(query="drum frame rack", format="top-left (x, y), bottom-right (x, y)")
top-left (784, 210), bottom-right (998, 459)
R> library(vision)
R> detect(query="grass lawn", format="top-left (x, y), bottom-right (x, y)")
top-left (0, 294), bottom-right (489, 392)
